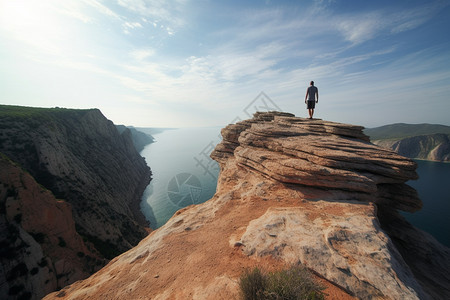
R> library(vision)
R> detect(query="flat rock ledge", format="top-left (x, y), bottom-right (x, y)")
top-left (211, 111), bottom-right (421, 212)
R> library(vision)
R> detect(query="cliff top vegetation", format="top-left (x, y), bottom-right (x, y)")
top-left (365, 123), bottom-right (450, 140)
top-left (0, 105), bottom-right (96, 121)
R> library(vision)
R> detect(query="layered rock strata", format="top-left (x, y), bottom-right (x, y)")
top-left (0, 106), bottom-right (151, 260)
top-left (214, 112), bottom-right (421, 212)
top-left (45, 112), bottom-right (450, 300)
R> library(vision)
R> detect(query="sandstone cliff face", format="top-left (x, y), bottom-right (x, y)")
top-left (372, 133), bottom-right (450, 162)
top-left (44, 112), bottom-right (450, 300)
top-left (0, 154), bottom-right (103, 300)
top-left (0, 106), bottom-right (151, 259)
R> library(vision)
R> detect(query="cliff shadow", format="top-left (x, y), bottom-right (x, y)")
top-left (140, 183), bottom-right (158, 229)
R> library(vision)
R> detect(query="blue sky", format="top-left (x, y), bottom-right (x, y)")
top-left (1, 0), bottom-right (449, 128)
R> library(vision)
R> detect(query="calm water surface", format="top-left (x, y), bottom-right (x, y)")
top-left (140, 127), bottom-right (221, 228)
top-left (140, 129), bottom-right (450, 247)
top-left (403, 160), bottom-right (450, 247)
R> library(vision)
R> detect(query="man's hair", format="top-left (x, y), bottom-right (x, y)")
top-left (310, 81), bottom-right (314, 85)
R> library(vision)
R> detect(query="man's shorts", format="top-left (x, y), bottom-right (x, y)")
top-left (307, 100), bottom-right (315, 109)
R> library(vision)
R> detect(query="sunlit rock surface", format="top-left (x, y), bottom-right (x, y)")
top-left (45, 112), bottom-right (450, 300)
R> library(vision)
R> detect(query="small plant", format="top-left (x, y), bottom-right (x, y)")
top-left (239, 263), bottom-right (325, 300)
top-left (240, 267), bottom-right (267, 299)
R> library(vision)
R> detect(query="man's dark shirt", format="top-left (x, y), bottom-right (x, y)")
top-left (307, 86), bottom-right (318, 101)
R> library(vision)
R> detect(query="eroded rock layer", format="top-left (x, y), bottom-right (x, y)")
top-left (0, 107), bottom-right (151, 260)
top-left (212, 112), bottom-right (421, 212)
top-left (45, 112), bottom-right (450, 300)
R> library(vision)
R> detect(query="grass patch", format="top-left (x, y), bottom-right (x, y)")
top-left (239, 263), bottom-right (325, 300)
top-left (0, 104), bottom-right (92, 119)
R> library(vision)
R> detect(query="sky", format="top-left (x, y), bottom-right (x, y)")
top-left (0, 0), bottom-right (449, 128)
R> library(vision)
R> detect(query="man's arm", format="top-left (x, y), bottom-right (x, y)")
top-left (305, 89), bottom-right (308, 103)
top-left (316, 89), bottom-right (319, 103)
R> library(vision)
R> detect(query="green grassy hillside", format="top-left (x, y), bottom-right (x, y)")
top-left (0, 104), bottom-right (93, 120)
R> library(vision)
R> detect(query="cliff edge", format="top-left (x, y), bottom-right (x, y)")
top-left (365, 123), bottom-right (450, 162)
top-left (0, 106), bottom-right (151, 259)
top-left (45, 112), bottom-right (450, 300)
top-left (372, 134), bottom-right (450, 162)
top-left (0, 105), bottom-right (152, 298)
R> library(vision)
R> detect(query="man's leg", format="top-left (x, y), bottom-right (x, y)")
top-left (308, 109), bottom-right (314, 119)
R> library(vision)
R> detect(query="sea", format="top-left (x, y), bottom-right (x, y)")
top-left (402, 160), bottom-right (450, 247)
top-left (140, 128), bottom-right (450, 247)
top-left (140, 127), bottom-right (221, 228)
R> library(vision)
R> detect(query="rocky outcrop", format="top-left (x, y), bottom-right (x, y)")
top-left (44, 112), bottom-right (450, 300)
top-left (1, 154), bottom-right (103, 300)
top-left (211, 112), bottom-right (450, 299)
top-left (116, 125), bottom-right (154, 153)
top-left (214, 112), bottom-right (421, 212)
top-left (0, 105), bottom-right (152, 298)
top-left (372, 134), bottom-right (450, 162)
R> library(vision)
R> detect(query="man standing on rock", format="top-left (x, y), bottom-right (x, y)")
top-left (305, 81), bottom-right (319, 119)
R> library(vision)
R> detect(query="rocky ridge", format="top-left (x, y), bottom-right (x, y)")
top-left (0, 106), bottom-right (151, 259)
top-left (45, 112), bottom-right (450, 300)
top-left (0, 105), bottom-right (152, 298)
top-left (116, 125), bottom-right (154, 153)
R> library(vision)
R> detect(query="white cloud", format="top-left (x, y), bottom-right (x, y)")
top-left (123, 21), bottom-right (143, 34)
top-left (51, 1), bottom-right (93, 23)
top-left (82, 0), bottom-right (121, 20)
top-left (334, 1), bottom-right (447, 45)
top-left (1, 0), bottom-right (449, 127)
top-left (389, 3), bottom-right (442, 34)
top-left (335, 13), bottom-right (383, 44)
top-left (124, 21), bottom-right (143, 29)
top-left (116, 0), bottom-right (187, 33)
top-left (130, 49), bottom-right (156, 61)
